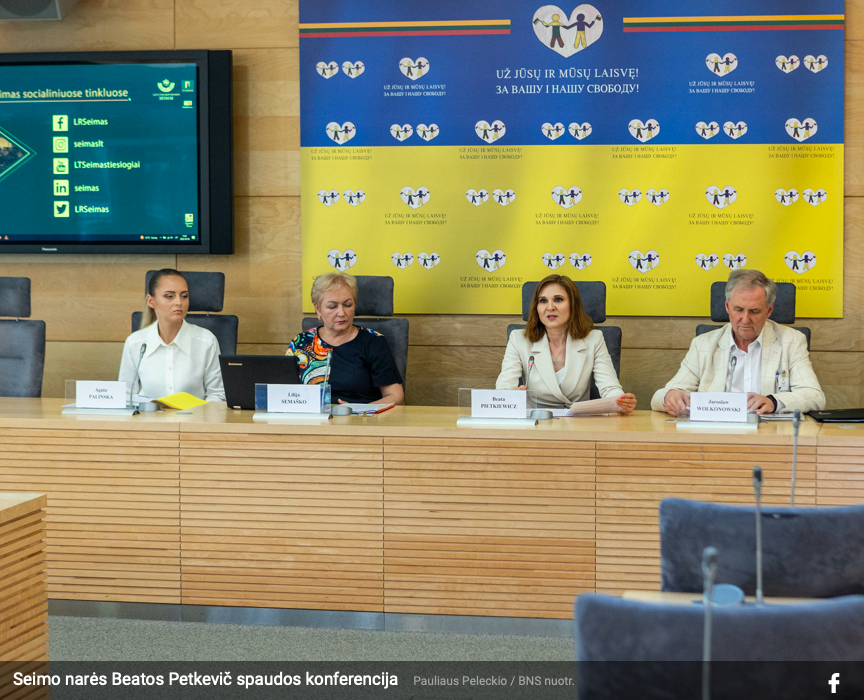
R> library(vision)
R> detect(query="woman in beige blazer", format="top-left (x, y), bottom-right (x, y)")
top-left (496, 274), bottom-right (637, 411)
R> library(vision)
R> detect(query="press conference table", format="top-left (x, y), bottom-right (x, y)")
top-left (0, 398), bottom-right (860, 621)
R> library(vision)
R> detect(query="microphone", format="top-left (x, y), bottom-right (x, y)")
top-left (702, 546), bottom-right (718, 700)
top-left (724, 354), bottom-right (737, 392)
top-left (752, 466), bottom-right (764, 604)
top-left (129, 343), bottom-right (146, 407)
top-left (790, 409), bottom-right (801, 505)
top-left (525, 355), bottom-right (535, 388)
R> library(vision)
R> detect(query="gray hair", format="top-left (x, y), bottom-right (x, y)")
top-left (725, 269), bottom-right (777, 307)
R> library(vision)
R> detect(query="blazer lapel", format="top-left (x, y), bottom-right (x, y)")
top-left (531, 335), bottom-right (572, 405)
top-left (559, 336), bottom-right (588, 400)
top-left (709, 325), bottom-right (733, 392)
top-left (760, 321), bottom-right (781, 394)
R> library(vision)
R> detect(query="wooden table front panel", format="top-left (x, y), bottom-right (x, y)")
top-left (595, 441), bottom-right (817, 595)
top-left (0, 428), bottom-right (180, 604)
top-left (383, 437), bottom-right (596, 619)
top-left (179, 433), bottom-right (384, 611)
top-left (0, 496), bottom-right (48, 662)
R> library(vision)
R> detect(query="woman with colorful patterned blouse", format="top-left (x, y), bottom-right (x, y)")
top-left (287, 273), bottom-right (404, 405)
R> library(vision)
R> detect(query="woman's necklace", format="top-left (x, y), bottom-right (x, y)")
top-left (550, 339), bottom-right (565, 366)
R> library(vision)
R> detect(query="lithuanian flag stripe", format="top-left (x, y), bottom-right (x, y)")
top-left (299, 19), bottom-right (511, 38)
top-left (623, 15), bottom-right (843, 32)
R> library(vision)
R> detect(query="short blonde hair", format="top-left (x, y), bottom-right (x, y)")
top-left (311, 272), bottom-right (358, 307)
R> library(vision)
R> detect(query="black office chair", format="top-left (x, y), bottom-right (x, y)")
top-left (0, 277), bottom-right (46, 398)
top-left (302, 275), bottom-right (408, 386)
top-left (131, 271), bottom-right (239, 355)
top-left (696, 281), bottom-right (811, 350)
top-left (507, 280), bottom-right (621, 399)
top-left (659, 498), bottom-right (864, 598)
top-left (575, 594), bottom-right (864, 698)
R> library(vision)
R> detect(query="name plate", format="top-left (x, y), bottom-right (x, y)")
top-left (471, 389), bottom-right (526, 419)
top-left (76, 381), bottom-right (127, 409)
top-left (267, 384), bottom-right (323, 413)
top-left (690, 392), bottom-right (748, 423)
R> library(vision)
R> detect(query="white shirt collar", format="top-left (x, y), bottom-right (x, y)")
top-left (142, 320), bottom-right (192, 357)
top-left (730, 328), bottom-right (765, 354)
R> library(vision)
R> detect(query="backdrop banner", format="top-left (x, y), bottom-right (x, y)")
top-left (299, 1), bottom-right (844, 317)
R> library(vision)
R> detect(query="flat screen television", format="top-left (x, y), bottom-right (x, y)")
top-left (0, 50), bottom-right (233, 254)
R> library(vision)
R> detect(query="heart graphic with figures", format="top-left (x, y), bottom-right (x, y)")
top-left (317, 189), bottom-right (340, 207)
top-left (802, 188), bottom-right (828, 206)
top-left (552, 185), bottom-right (582, 208)
top-left (342, 61), bottom-right (365, 78)
top-left (390, 124), bottom-right (413, 142)
top-left (418, 252), bottom-right (440, 269)
top-left (416, 124), bottom-right (439, 141)
top-left (705, 185), bottom-right (737, 209)
top-left (569, 122), bottom-right (592, 140)
top-left (343, 189), bottom-right (365, 207)
top-left (400, 186), bottom-right (430, 209)
top-left (706, 52), bottom-right (737, 75)
top-left (804, 55), bottom-right (828, 73)
top-left (399, 57), bottom-right (430, 80)
top-left (326, 121), bottom-right (355, 144)
top-left (775, 55), bottom-right (800, 73)
top-left (785, 251), bottom-right (817, 273)
top-left (466, 189), bottom-right (489, 206)
top-left (542, 122), bottom-right (566, 141)
top-left (316, 61), bottom-right (339, 78)
top-left (628, 118), bottom-right (659, 142)
top-left (542, 252), bottom-right (567, 270)
top-left (391, 252), bottom-right (414, 269)
top-left (476, 249), bottom-right (507, 271)
top-left (695, 254), bottom-right (720, 271)
top-left (774, 188), bottom-right (799, 206)
top-left (532, 4), bottom-right (604, 58)
top-left (475, 120), bottom-right (506, 142)
top-left (724, 121), bottom-right (747, 139)
top-left (327, 249), bottom-right (357, 270)
top-left (570, 252), bottom-right (593, 269)
top-left (723, 253), bottom-right (747, 270)
top-left (629, 250), bottom-right (660, 273)
top-left (618, 189), bottom-right (642, 206)
top-left (695, 121), bottom-right (720, 140)
top-left (492, 188), bottom-right (516, 206)
top-left (785, 118), bottom-right (817, 142)
top-left (646, 188), bottom-right (669, 206)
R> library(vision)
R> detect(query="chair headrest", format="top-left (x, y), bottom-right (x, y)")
top-left (521, 280), bottom-right (607, 323)
top-left (710, 281), bottom-right (796, 324)
top-left (145, 270), bottom-right (225, 313)
top-left (355, 275), bottom-right (394, 317)
top-left (0, 277), bottom-right (31, 317)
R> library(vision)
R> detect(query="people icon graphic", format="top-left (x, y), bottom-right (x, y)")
top-left (343, 189), bottom-right (365, 206)
top-left (317, 189), bottom-right (340, 206)
top-left (342, 61), bottom-right (364, 78)
top-left (532, 5), bottom-right (603, 57)
top-left (628, 119), bottom-right (660, 143)
top-left (475, 120), bottom-right (506, 142)
top-left (629, 250), bottom-right (660, 273)
top-left (569, 122), bottom-right (592, 139)
top-left (492, 188), bottom-right (515, 205)
top-left (475, 250), bottom-right (506, 272)
top-left (400, 186), bottom-right (430, 209)
top-left (569, 253), bottom-right (593, 270)
top-left (316, 61), bottom-right (339, 78)
top-left (418, 252), bottom-right (440, 268)
top-left (466, 189), bottom-right (488, 206)
top-left (391, 252), bottom-right (414, 269)
top-left (723, 253), bottom-right (747, 270)
top-left (706, 53), bottom-right (737, 74)
top-left (533, 11), bottom-right (602, 50)
top-left (696, 254), bottom-right (719, 270)
top-left (775, 188), bottom-right (800, 206)
top-left (618, 188), bottom-right (642, 206)
top-left (327, 249), bottom-right (357, 270)
top-left (326, 121), bottom-right (355, 144)
top-left (542, 253), bottom-right (566, 269)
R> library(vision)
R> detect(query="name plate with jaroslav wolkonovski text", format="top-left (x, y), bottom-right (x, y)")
top-left (76, 381), bottom-right (127, 408)
top-left (689, 392), bottom-right (749, 423)
top-left (267, 384), bottom-right (323, 413)
top-left (471, 390), bottom-right (526, 419)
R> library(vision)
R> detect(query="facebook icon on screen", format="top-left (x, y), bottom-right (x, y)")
top-left (52, 115), bottom-right (67, 131)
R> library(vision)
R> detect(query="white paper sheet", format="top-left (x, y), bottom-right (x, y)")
top-left (566, 392), bottom-right (624, 416)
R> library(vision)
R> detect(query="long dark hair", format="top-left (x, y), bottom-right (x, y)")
top-left (524, 274), bottom-right (593, 342)
top-left (139, 269), bottom-right (187, 330)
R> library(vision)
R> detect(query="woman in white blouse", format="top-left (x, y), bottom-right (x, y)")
top-left (118, 269), bottom-right (225, 402)
top-left (496, 274), bottom-right (636, 411)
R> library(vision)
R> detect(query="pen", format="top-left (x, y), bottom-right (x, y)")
top-left (774, 371), bottom-right (779, 394)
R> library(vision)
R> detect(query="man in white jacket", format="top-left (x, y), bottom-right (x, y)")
top-left (653, 269), bottom-right (825, 416)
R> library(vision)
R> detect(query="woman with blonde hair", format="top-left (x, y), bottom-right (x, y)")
top-left (287, 272), bottom-right (403, 405)
top-left (496, 274), bottom-right (636, 411)
top-left (118, 268), bottom-right (224, 402)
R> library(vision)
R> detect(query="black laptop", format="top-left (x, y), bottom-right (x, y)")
top-left (808, 409), bottom-right (864, 423)
top-left (220, 355), bottom-right (300, 410)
